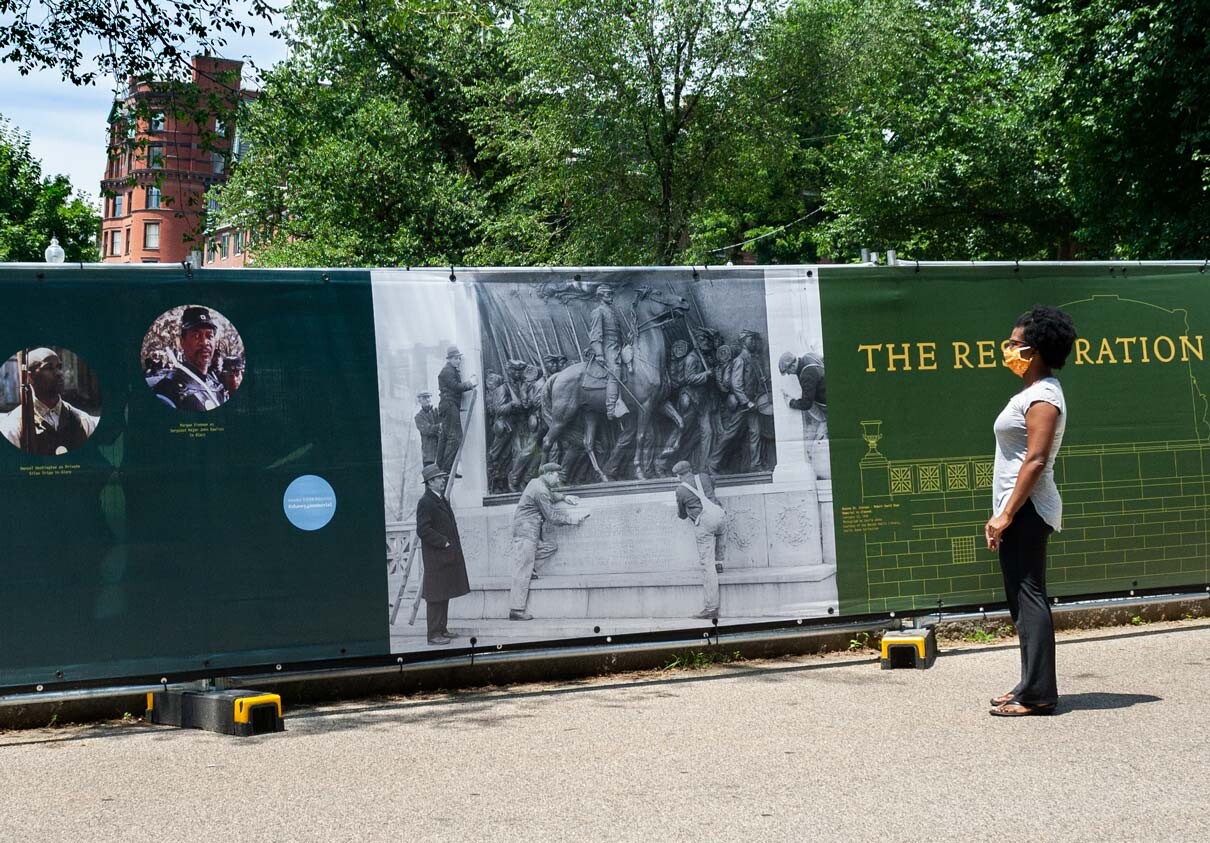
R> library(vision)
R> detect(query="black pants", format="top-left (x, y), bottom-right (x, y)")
top-left (436, 398), bottom-right (462, 472)
top-left (998, 499), bottom-right (1058, 706)
top-left (426, 599), bottom-right (449, 641)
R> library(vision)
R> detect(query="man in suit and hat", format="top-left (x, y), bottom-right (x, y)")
top-left (436, 344), bottom-right (477, 474)
top-left (1, 348), bottom-right (99, 455)
top-left (414, 390), bottom-right (439, 467)
top-left (673, 460), bottom-right (726, 620)
top-left (588, 284), bottom-right (629, 420)
top-left (415, 464), bottom-right (471, 645)
top-left (152, 306), bottom-right (227, 412)
top-left (508, 461), bottom-right (589, 620)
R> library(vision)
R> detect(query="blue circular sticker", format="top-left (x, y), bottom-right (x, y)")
top-left (283, 475), bottom-right (337, 531)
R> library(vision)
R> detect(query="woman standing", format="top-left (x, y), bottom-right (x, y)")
top-left (984, 305), bottom-right (1077, 716)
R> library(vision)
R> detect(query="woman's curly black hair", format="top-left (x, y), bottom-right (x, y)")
top-left (1016, 305), bottom-right (1077, 369)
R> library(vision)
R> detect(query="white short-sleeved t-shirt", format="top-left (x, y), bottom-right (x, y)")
top-left (992, 377), bottom-right (1066, 531)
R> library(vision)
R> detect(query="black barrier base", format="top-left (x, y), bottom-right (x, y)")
top-left (145, 689), bottom-right (284, 737)
top-left (880, 628), bottom-right (938, 670)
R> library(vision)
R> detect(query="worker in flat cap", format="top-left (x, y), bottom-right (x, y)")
top-left (151, 305), bottom-right (227, 412)
top-left (436, 344), bottom-right (478, 475)
top-left (588, 284), bottom-right (629, 420)
top-left (673, 460), bottom-right (727, 619)
top-left (779, 348), bottom-right (828, 475)
top-left (415, 464), bottom-right (470, 646)
top-left (779, 350), bottom-right (826, 417)
top-left (508, 461), bottom-right (589, 620)
top-left (414, 390), bottom-right (439, 467)
top-left (217, 354), bottom-right (245, 403)
top-left (1, 347), bottom-right (100, 456)
top-left (543, 353), bottom-right (567, 375)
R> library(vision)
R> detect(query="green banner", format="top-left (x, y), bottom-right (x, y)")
top-left (0, 267), bottom-right (388, 688)
top-left (2, 262), bottom-right (1207, 693)
top-left (822, 264), bottom-right (1210, 614)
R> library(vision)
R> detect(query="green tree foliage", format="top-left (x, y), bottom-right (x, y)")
top-left (0, 0), bottom-right (276, 85)
top-left (211, 0), bottom-right (503, 266)
top-left (761, 0), bottom-right (1072, 262)
top-left (474, 0), bottom-right (776, 266)
top-left (208, 0), bottom-right (1208, 266)
top-left (1025, 0), bottom-right (1210, 258)
top-left (0, 118), bottom-right (100, 262)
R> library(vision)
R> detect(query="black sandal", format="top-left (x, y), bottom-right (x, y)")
top-left (990, 701), bottom-right (1056, 717)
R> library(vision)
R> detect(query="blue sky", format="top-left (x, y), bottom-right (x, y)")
top-left (0, 12), bottom-right (290, 208)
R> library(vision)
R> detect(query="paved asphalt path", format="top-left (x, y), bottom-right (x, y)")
top-left (2, 619), bottom-right (1207, 842)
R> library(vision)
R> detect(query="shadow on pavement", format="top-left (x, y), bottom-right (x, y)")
top-left (1058, 692), bottom-right (1162, 714)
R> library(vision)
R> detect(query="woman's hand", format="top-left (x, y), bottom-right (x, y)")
top-left (985, 512), bottom-right (1012, 551)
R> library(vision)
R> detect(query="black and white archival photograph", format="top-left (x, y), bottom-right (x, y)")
top-left (372, 267), bottom-right (836, 654)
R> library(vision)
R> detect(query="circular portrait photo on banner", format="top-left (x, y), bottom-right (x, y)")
top-left (0, 346), bottom-right (103, 456)
top-left (142, 305), bottom-right (246, 412)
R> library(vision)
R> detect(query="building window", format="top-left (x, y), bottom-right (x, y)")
top-left (149, 111), bottom-right (165, 132)
top-left (112, 230), bottom-right (123, 256)
top-left (148, 144), bottom-right (163, 169)
top-left (219, 234), bottom-right (230, 259)
top-left (211, 152), bottom-right (225, 174)
top-left (124, 227), bottom-right (130, 255)
top-left (113, 194), bottom-right (124, 216)
top-left (146, 186), bottom-right (161, 209)
top-left (215, 119), bottom-right (226, 135)
top-left (144, 222), bottom-right (160, 249)
top-left (233, 231), bottom-right (244, 255)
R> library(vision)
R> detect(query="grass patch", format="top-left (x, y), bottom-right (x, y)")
top-left (662, 649), bottom-right (744, 671)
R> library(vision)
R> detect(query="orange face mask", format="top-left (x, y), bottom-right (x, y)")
top-left (1003, 345), bottom-right (1033, 377)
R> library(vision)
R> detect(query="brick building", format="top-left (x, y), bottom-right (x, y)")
top-left (100, 55), bottom-right (250, 265)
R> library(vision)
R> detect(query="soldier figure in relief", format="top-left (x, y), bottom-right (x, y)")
top-left (588, 284), bottom-right (629, 421)
top-left (708, 330), bottom-right (768, 473)
top-left (484, 372), bottom-right (515, 492)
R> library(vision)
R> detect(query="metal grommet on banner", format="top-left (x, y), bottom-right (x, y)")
top-left (449, 265), bottom-right (457, 283)
top-left (181, 259), bottom-right (193, 280)
top-left (1200, 259), bottom-right (1208, 274)
top-left (914, 260), bottom-right (920, 274)
top-left (321, 272), bottom-right (330, 284)
top-left (1013, 259), bottom-right (1020, 273)
top-left (692, 266), bottom-right (699, 283)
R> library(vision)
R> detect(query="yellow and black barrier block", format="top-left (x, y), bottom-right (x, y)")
top-left (146, 689), bottom-right (284, 736)
top-left (880, 627), bottom-right (938, 670)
